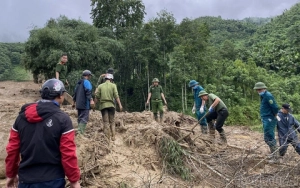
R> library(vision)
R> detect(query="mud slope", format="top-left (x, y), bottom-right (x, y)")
top-left (1, 81), bottom-right (300, 188)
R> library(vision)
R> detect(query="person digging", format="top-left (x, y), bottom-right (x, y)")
top-left (198, 90), bottom-right (229, 144)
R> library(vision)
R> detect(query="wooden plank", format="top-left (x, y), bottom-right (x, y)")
top-left (64, 92), bottom-right (74, 105)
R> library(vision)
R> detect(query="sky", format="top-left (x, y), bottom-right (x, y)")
top-left (0, 0), bottom-right (299, 42)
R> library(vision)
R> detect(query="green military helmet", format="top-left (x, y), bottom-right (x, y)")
top-left (152, 78), bottom-right (159, 83)
top-left (253, 82), bottom-right (267, 90)
top-left (198, 90), bottom-right (208, 97)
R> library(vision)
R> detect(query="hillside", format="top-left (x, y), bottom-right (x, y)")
top-left (1, 81), bottom-right (300, 187)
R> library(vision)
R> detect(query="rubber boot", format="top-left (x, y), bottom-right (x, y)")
top-left (160, 113), bottom-right (164, 123)
top-left (208, 122), bottom-right (215, 139)
top-left (219, 130), bottom-right (227, 144)
top-left (268, 145), bottom-right (279, 163)
top-left (81, 123), bottom-right (87, 134)
top-left (103, 122), bottom-right (111, 140)
top-left (78, 123), bottom-right (85, 135)
top-left (154, 113), bottom-right (158, 122)
top-left (201, 125), bottom-right (208, 134)
top-left (110, 121), bottom-right (116, 141)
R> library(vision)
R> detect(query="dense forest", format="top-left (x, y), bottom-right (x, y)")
top-left (1, 1), bottom-right (300, 127)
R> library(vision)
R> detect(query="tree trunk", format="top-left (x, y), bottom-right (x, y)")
top-left (185, 81), bottom-right (187, 111)
top-left (182, 85), bottom-right (184, 112)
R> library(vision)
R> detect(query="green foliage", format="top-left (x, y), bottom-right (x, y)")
top-left (0, 43), bottom-right (25, 80)
top-left (91, 0), bottom-right (145, 38)
top-left (7, 2), bottom-right (300, 127)
top-left (7, 65), bottom-right (32, 81)
top-left (246, 3), bottom-right (300, 76)
top-left (158, 137), bottom-right (191, 181)
top-left (22, 16), bottom-right (124, 84)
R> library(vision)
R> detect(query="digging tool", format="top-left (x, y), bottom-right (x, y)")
top-left (177, 111), bottom-right (210, 142)
top-left (64, 91), bottom-right (74, 105)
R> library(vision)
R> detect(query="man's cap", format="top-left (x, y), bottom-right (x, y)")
top-left (282, 103), bottom-right (292, 111)
top-left (82, 70), bottom-right (93, 76)
top-left (198, 90), bottom-right (208, 97)
top-left (253, 82), bottom-right (267, 90)
top-left (189, 80), bottom-right (199, 87)
top-left (106, 68), bottom-right (114, 74)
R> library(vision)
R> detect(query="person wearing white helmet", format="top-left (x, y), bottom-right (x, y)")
top-left (96, 73), bottom-right (123, 141)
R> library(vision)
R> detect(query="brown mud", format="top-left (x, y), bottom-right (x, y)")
top-left (1, 81), bottom-right (300, 187)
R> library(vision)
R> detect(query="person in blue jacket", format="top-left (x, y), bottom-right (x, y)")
top-left (189, 80), bottom-right (207, 134)
top-left (277, 103), bottom-right (300, 157)
top-left (253, 82), bottom-right (279, 159)
top-left (73, 70), bottom-right (95, 135)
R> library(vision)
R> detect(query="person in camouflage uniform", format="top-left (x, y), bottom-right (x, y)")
top-left (55, 53), bottom-right (69, 86)
top-left (96, 74), bottom-right (122, 141)
top-left (146, 78), bottom-right (167, 123)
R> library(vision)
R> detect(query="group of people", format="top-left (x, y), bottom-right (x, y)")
top-left (4, 53), bottom-right (300, 187)
top-left (189, 79), bottom-right (300, 161)
top-left (188, 80), bottom-right (229, 144)
top-left (253, 82), bottom-right (300, 160)
top-left (4, 54), bottom-right (123, 188)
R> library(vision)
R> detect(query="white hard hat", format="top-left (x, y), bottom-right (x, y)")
top-left (105, 73), bottom-right (114, 79)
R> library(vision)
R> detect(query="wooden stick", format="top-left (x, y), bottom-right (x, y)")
top-left (172, 126), bottom-right (194, 132)
top-left (190, 155), bottom-right (231, 182)
top-left (177, 111), bottom-right (210, 142)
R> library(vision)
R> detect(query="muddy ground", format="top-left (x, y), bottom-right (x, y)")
top-left (1, 81), bottom-right (300, 188)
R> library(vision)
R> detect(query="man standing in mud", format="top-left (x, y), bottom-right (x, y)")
top-left (276, 103), bottom-right (300, 157)
top-left (198, 90), bottom-right (228, 144)
top-left (253, 82), bottom-right (279, 159)
top-left (95, 68), bottom-right (114, 109)
top-left (55, 53), bottom-right (69, 86)
top-left (5, 79), bottom-right (80, 188)
top-left (73, 70), bottom-right (95, 135)
top-left (146, 78), bottom-right (167, 123)
top-left (96, 73), bottom-right (123, 141)
top-left (189, 80), bottom-right (207, 134)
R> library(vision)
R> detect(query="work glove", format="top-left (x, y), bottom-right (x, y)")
top-left (90, 100), bottom-right (95, 111)
top-left (192, 106), bottom-right (196, 114)
top-left (209, 106), bottom-right (214, 113)
top-left (276, 115), bottom-right (281, 121)
top-left (200, 106), bottom-right (204, 113)
top-left (90, 103), bottom-right (95, 110)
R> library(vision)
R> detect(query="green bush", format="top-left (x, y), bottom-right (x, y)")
top-left (158, 137), bottom-right (191, 181)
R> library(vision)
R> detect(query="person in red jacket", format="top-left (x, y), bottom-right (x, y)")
top-left (5, 79), bottom-right (81, 188)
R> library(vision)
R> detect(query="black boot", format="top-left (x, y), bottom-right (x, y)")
top-left (201, 125), bottom-right (208, 134)
top-left (268, 145), bottom-right (279, 163)
top-left (154, 113), bottom-right (158, 122)
top-left (219, 130), bottom-right (227, 144)
top-left (208, 122), bottom-right (215, 139)
top-left (160, 113), bottom-right (164, 123)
